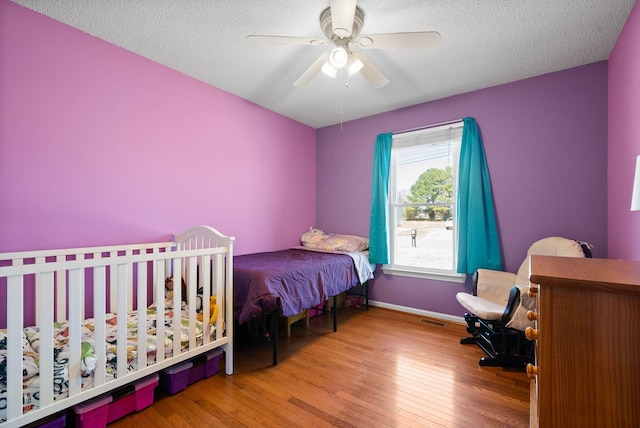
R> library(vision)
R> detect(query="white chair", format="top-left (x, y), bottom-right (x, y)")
top-left (456, 237), bottom-right (591, 368)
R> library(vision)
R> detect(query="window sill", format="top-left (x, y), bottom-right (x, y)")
top-left (381, 266), bottom-right (467, 283)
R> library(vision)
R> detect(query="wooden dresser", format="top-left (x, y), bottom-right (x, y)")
top-left (526, 256), bottom-right (640, 428)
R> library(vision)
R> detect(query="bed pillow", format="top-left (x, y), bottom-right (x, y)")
top-left (301, 229), bottom-right (369, 252)
top-left (301, 229), bottom-right (328, 247)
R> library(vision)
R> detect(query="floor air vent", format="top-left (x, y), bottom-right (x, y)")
top-left (420, 318), bottom-right (448, 328)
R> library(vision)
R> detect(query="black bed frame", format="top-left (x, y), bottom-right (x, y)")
top-left (260, 280), bottom-right (369, 365)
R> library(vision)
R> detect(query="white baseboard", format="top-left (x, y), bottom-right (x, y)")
top-left (368, 300), bottom-right (465, 325)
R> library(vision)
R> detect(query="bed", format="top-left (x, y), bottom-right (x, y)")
top-left (0, 225), bottom-right (234, 428)
top-left (234, 231), bottom-right (374, 365)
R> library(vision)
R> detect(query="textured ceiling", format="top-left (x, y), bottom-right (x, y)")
top-left (12, 0), bottom-right (638, 128)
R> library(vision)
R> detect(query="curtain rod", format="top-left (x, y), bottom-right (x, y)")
top-left (392, 118), bottom-right (463, 135)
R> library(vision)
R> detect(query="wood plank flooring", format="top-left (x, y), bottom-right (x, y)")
top-left (110, 307), bottom-right (530, 427)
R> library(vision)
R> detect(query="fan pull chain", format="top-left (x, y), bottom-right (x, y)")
top-left (340, 67), bottom-right (344, 130)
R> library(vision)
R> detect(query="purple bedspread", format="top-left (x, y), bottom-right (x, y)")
top-left (233, 249), bottom-right (360, 324)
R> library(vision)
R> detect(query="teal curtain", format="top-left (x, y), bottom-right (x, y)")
top-left (456, 117), bottom-right (502, 273)
top-left (368, 133), bottom-right (393, 264)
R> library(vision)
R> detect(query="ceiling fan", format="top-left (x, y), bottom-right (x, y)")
top-left (247, 0), bottom-right (441, 88)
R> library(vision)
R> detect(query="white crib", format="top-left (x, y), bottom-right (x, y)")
top-left (0, 225), bottom-right (234, 428)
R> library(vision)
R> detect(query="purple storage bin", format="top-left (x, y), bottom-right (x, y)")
top-left (187, 348), bottom-right (223, 384)
top-left (160, 360), bottom-right (193, 394)
top-left (28, 412), bottom-right (66, 428)
top-left (160, 348), bottom-right (223, 394)
top-left (73, 373), bottom-right (159, 427)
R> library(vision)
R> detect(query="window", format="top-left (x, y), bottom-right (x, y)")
top-left (382, 122), bottom-right (465, 282)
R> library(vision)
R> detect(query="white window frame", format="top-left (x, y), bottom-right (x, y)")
top-left (382, 122), bottom-right (466, 283)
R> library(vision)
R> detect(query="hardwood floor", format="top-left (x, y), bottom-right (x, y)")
top-left (110, 307), bottom-right (530, 427)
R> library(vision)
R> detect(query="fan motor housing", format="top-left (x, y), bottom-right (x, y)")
top-left (320, 6), bottom-right (364, 41)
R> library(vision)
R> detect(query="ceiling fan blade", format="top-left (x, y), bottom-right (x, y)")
top-left (247, 35), bottom-right (328, 46)
top-left (330, 0), bottom-right (357, 38)
top-left (357, 31), bottom-right (441, 49)
top-left (351, 51), bottom-right (389, 88)
top-left (293, 52), bottom-right (330, 87)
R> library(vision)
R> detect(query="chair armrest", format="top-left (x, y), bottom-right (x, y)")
top-left (473, 269), bottom-right (517, 305)
top-left (504, 284), bottom-right (537, 331)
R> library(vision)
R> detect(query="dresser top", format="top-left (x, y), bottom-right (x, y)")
top-left (529, 256), bottom-right (640, 294)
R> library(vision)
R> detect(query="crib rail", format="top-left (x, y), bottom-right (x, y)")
top-left (0, 241), bottom-right (175, 326)
top-left (0, 226), bottom-right (234, 428)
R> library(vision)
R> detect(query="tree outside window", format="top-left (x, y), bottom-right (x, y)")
top-left (385, 123), bottom-right (463, 280)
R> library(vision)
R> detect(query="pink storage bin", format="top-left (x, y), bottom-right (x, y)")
top-left (72, 373), bottom-right (159, 427)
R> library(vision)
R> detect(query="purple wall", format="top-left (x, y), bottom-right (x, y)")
top-left (608, 1), bottom-right (640, 261)
top-left (3, 0), bottom-right (631, 320)
top-left (0, 0), bottom-right (316, 255)
top-left (317, 63), bottom-right (609, 317)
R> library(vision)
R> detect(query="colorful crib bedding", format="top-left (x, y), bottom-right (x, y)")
top-left (0, 300), bottom-right (214, 422)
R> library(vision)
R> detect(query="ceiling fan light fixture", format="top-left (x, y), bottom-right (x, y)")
top-left (328, 47), bottom-right (348, 69)
top-left (347, 56), bottom-right (364, 76)
top-left (321, 61), bottom-right (338, 78)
